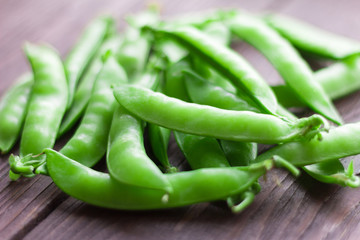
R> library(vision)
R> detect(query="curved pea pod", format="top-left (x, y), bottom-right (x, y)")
top-left (107, 105), bottom-right (172, 193)
top-left (146, 25), bottom-right (279, 115)
top-left (183, 70), bottom-right (296, 121)
top-left (46, 149), bottom-right (285, 210)
top-left (227, 13), bottom-right (342, 125)
top-left (147, 83), bottom-right (176, 173)
top-left (117, 9), bottom-right (159, 80)
top-left (183, 70), bottom-right (260, 113)
top-left (256, 123), bottom-right (360, 167)
top-left (65, 15), bottom-right (115, 108)
top-left (0, 73), bottom-right (33, 154)
top-left (113, 85), bottom-right (325, 144)
top-left (58, 35), bottom-right (123, 136)
top-left (303, 160), bottom-right (360, 188)
top-left (273, 55), bottom-right (360, 108)
top-left (59, 55), bottom-right (128, 168)
top-left (174, 132), bottom-right (298, 213)
top-left (263, 14), bottom-right (360, 60)
top-left (9, 43), bottom-right (68, 179)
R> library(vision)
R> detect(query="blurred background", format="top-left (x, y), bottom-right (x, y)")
top-left (1, 0), bottom-right (360, 93)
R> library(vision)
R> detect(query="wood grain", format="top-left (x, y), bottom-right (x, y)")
top-left (1, 0), bottom-right (360, 239)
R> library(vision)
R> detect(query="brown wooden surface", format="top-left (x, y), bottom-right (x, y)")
top-left (1, 0), bottom-right (360, 239)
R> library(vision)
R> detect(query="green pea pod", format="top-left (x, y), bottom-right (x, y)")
top-left (183, 70), bottom-right (297, 121)
top-left (58, 35), bottom-right (123, 136)
top-left (148, 124), bottom-right (175, 173)
top-left (9, 43), bottom-right (68, 179)
top-left (304, 160), bottom-right (360, 188)
top-left (183, 70), bottom-right (260, 113)
top-left (65, 15), bottom-right (115, 108)
top-left (46, 148), bottom-right (284, 210)
top-left (174, 132), bottom-right (298, 213)
top-left (0, 73), bottom-right (33, 154)
top-left (263, 14), bottom-right (360, 60)
top-left (148, 83), bottom-right (177, 173)
top-left (183, 69), bottom-right (297, 121)
top-left (227, 13), bottom-right (342, 125)
top-left (113, 85), bottom-right (327, 144)
top-left (107, 105), bottom-right (172, 193)
top-left (117, 9), bottom-right (159, 80)
top-left (174, 131), bottom-right (230, 169)
top-left (273, 55), bottom-right (360, 108)
top-left (59, 55), bottom-right (127, 167)
top-left (255, 123), bottom-right (360, 187)
top-left (147, 25), bottom-right (279, 115)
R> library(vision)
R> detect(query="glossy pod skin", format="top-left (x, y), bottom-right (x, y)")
top-left (255, 123), bottom-right (360, 187)
top-left (273, 56), bottom-right (360, 108)
top-left (255, 123), bottom-right (360, 167)
top-left (0, 74), bottom-right (33, 154)
top-left (227, 13), bottom-right (342, 125)
top-left (147, 85), bottom-right (176, 173)
top-left (113, 85), bottom-right (326, 144)
top-left (107, 105), bottom-right (172, 193)
top-left (263, 14), bottom-right (360, 60)
top-left (9, 43), bottom-right (68, 178)
top-left (147, 25), bottom-right (279, 115)
top-left (58, 35), bottom-right (123, 136)
top-left (174, 131), bottom-right (262, 213)
top-left (46, 149), bottom-right (275, 210)
top-left (117, 9), bottom-right (159, 80)
top-left (65, 16), bottom-right (115, 108)
top-left (59, 55), bottom-right (127, 167)
top-left (183, 70), bottom-right (297, 121)
top-left (303, 159), bottom-right (359, 187)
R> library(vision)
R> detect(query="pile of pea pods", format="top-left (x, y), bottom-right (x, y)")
top-left (2, 7), bottom-right (360, 212)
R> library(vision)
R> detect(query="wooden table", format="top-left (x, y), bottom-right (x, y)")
top-left (1, 0), bottom-right (360, 239)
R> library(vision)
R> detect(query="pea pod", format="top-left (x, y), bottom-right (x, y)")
top-left (147, 25), bottom-right (279, 115)
top-left (65, 15), bottom-right (115, 108)
top-left (114, 85), bottom-right (326, 144)
top-left (273, 55), bottom-right (360, 108)
top-left (0, 73), bottom-right (33, 154)
top-left (255, 122), bottom-right (360, 188)
top-left (303, 160), bottom-right (358, 187)
top-left (59, 55), bottom-right (127, 167)
top-left (58, 35), bottom-right (123, 136)
top-left (227, 12), bottom-right (342, 125)
top-left (263, 14), bottom-right (360, 60)
top-left (117, 9), bottom-right (159, 80)
top-left (9, 43), bottom-right (68, 179)
top-left (148, 84), bottom-right (176, 173)
top-left (46, 148), bottom-right (287, 210)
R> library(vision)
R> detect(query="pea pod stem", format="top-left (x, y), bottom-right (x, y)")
top-left (113, 85), bottom-right (326, 144)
